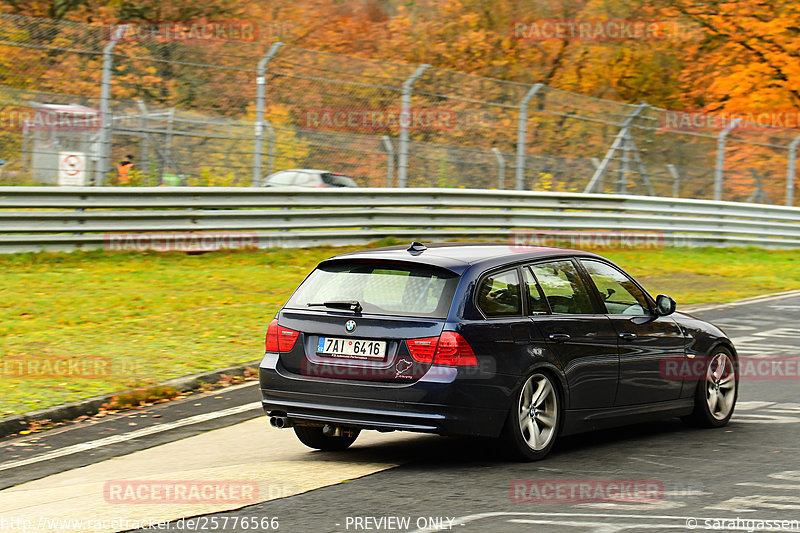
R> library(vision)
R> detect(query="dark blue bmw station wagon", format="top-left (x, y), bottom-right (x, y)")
top-left (259, 242), bottom-right (738, 460)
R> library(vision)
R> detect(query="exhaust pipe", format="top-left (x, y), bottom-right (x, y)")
top-left (270, 416), bottom-right (290, 428)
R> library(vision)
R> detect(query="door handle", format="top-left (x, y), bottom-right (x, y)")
top-left (619, 332), bottom-right (638, 340)
top-left (549, 333), bottom-right (571, 342)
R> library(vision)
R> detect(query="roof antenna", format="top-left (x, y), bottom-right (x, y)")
top-left (407, 241), bottom-right (427, 255)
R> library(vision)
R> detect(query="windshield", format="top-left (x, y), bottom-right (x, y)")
top-left (286, 261), bottom-right (459, 318)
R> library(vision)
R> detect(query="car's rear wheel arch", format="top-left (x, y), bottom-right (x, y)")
top-left (512, 363), bottom-right (567, 426)
top-left (500, 365), bottom-right (565, 460)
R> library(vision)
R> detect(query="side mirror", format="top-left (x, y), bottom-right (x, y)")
top-left (655, 294), bottom-right (676, 316)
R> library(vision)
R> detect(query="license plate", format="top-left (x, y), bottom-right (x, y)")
top-left (317, 337), bottom-right (386, 360)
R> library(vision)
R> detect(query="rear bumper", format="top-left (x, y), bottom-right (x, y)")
top-left (259, 353), bottom-right (512, 438)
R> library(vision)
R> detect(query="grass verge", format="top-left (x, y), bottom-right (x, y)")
top-left (2, 243), bottom-right (799, 416)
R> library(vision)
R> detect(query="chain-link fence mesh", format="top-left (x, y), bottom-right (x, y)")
top-left (2, 13), bottom-right (800, 205)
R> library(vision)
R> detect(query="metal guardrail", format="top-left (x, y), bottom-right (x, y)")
top-left (1, 187), bottom-right (800, 253)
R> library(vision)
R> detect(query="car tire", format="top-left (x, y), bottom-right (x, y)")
top-left (682, 347), bottom-right (738, 428)
top-left (501, 371), bottom-right (561, 461)
top-left (293, 426), bottom-right (360, 451)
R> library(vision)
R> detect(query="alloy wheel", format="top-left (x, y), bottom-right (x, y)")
top-left (518, 373), bottom-right (558, 451)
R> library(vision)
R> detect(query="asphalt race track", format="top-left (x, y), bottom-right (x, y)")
top-left (2, 292), bottom-right (800, 533)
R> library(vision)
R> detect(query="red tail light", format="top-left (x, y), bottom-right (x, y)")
top-left (406, 332), bottom-right (477, 367)
top-left (406, 337), bottom-right (439, 363)
top-left (434, 331), bottom-right (478, 366)
top-left (265, 319), bottom-right (299, 353)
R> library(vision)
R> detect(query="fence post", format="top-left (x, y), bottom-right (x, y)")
top-left (667, 164), bottom-right (680, 198)
top-left (619, 135), bottom-right (632, 194)
top-left (382, 136), bottom-right (395, 187)
top-left (253, 43), bottom-right (284, 187)
top-left (714, 118), bottom-right (741, 201)
top-left (786, 134), bottom-right (800, 206)
top-left (515, 83), bottom-right (544, 191)
top-left (627, 136), bottom-right (655, 196)
top-left (747, 169), bottom-right (771, 204)
top-left (96, 25), bottom-right (127, 186)
top-left (135, 100), bottom-right (150, 183)
top-left (264, 120), bottom-right (275, 178)
top-left (492, 148), bottom-right (505, 189)
top-left (397, 64), bottom-right (430, 188)
top-left (584, 102), bottom-right (648, 194)
top-left (165, 108), bottom-right (177, 184)
top-left (21, 124), bottom-right (29, 177)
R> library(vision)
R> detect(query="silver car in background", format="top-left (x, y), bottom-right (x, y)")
top-left (261, 169), bottom-right (358, 188)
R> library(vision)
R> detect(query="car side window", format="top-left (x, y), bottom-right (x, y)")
top-left (268, 171), bottom-right (296, 186)
top-left (293, 172), bottom-right (316, 186)
top-left (522, 268), bottom-right (550, 315)
top-left (530, 260), bottom-right (595, 314)
top-left (476, 269), bottom-right (522, 317)
top-left (580, 260), bottom-right (650, 315)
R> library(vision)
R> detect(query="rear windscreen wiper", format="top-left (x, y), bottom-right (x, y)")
top-left (306, 300), bottom-right (363, 314)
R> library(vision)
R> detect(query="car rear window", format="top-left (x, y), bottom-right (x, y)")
top-left (321, 173), bottom-right (357, 187)
top-left (286, 261), bottom-right (459, 318)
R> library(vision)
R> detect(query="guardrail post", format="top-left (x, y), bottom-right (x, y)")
top-left (515, 83), bottom-right (544, 191)
top-left (714, 118), bottom-right (741, 201)
top-left (95, 25), bottom-right (128, 186)
top-left (397, 64), bottom-right (430, 188)
top-left (786, 133), bottom-right (800, 206)
top-left (491, 148), bottom-right (505, 189)
top-left (381, 136), bottom-right (395, 187)
top-left (253, 43), bottom-right (284, 187)
top-left (584, 102), bottom-right (648, 194)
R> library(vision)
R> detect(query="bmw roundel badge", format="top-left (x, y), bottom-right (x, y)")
top-left (345, 320), bottom-right (357, 333)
